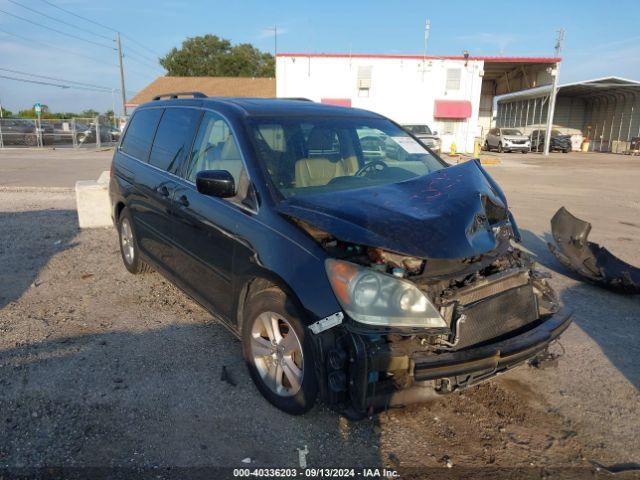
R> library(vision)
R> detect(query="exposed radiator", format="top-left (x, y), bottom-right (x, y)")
top-left (452, 284), bottom-right (538, 350)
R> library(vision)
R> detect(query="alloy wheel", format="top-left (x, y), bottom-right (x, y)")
top-left (250, 311), bottom-right (304, 397)
top-left (120, 218), bottom-right (135, 265)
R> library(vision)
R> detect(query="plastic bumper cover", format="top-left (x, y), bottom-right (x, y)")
top-left (411, 307), bottom-right (572, 381)
top-left (348, 308), bottom-right (572, 413)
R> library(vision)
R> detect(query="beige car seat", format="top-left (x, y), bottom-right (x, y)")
top-left (295, 127), bottom-right (356, 187)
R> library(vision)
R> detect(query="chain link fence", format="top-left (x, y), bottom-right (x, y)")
top-left (0, 116), bottom-right (121, 149)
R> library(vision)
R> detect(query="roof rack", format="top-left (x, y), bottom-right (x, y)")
top-left (152, 92), bottom-right (207, 101)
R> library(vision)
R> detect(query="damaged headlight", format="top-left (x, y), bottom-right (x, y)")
top-left (325, 259), bottom-right (447, 328)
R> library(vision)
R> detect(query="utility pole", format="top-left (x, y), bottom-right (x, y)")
top-left (543, 28), bottom-right (564, 156)
top-left (424, 19), bottom-right (430, 60)
top-left (116, 32), bottom-right (127, 117)
top-left (0, 96), bottom-right (4, 149)
top-left (423, 19), bottom-right (430, 76)
top-left (264, 26), bottom-right (278, 78)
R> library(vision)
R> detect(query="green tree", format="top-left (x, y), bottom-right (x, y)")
top-left (80, 109), bottom-right (100, 118)
top-left (1, 107), bottom-right (12, 117)
top-left (160, 35), bottom-right (274, 77)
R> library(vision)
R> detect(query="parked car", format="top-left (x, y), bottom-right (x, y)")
top-left (530, 129), bottom-right (572, 153)
top-left (484, 128), bottom-right (530, 153)
top-left (358, 135), bottom-right (386, 161)
top-left (402, 124), bottom-right (441, 152)
top-left (76, 123), bottom-right (114, 145)
top-left (0, 118), bottom-right (53, 146)
top-left (109, 95), bottom-right (572, 417)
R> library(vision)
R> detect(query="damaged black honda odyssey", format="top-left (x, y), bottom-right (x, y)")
top-left (109, 94), bottom-right (572, 417)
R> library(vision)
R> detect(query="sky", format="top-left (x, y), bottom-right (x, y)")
top-left (1, 0), bottom-right (639, 114)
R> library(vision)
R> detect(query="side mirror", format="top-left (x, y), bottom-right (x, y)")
top-left (496, 132), bottom-right (501, 136)
top-left (432, 131), bottom-right (438, 135)
top-left (196, 170), bottom-right (235, 198)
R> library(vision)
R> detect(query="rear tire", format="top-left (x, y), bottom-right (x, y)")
top-left (484, 141), bottom-right (490, 152)
top-left (117, 207), bottom-right (152, 274)
top-left (242, 288), bottom-right (318, 415)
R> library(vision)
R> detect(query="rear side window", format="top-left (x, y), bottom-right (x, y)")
top-left (120, 109), bottom-right (162, 160)
top-left (149, 108), bottom-right (202, 173)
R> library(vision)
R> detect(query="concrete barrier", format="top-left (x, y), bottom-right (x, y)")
top-left (75, 170), bottom-right (112, 229)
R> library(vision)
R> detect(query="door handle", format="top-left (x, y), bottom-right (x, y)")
top-left (177, 195), bottom-right (190, 207)
top-left (156, 185), bottom-right (170, 197)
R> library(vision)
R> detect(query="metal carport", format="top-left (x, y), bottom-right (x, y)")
top-left (495, 77), bottom-right (640, 153)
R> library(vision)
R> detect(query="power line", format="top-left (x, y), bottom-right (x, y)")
top-left (0, 27), bottom-right (156, 83)
top-left (0, 73), bottom-right (115, 92)
top-left (39, 0), bottom-right (162, 58)
top-left (0, 74), bottom-right (69, 89)
top-left (0, 26), bottom-right (119, 68)
top-left (0, 8), bottom-right (116, 50)
top-left (39, 0), bottom-right (116, 33)
top-left (6, 0), bottom-right (114, 42)
top-left (0, 72), bottom-right (137, 95)
top-left (0, 67), bottom-right (116, 92)
top-left (122, 45), bottom-right (158, 64)
top-left (121, 33), bottom-right (162, 58)
top-left (124, 50), bottom-right (163, 72)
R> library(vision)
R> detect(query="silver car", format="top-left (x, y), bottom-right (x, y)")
top-left (485, 128), bottom-right (530, 153)
top-left (403, 124), bottom-right (441, 153)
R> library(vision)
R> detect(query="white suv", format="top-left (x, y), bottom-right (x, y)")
top-left (485, 128), bottom-right (530, 153)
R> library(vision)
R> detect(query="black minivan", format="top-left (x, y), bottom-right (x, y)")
top-left (109, 94), bottom-right (572, 417)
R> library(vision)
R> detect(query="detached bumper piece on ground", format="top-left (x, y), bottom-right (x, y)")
top-left (548, 207), bottom-right (640, 294)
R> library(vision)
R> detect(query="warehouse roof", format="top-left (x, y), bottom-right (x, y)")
top-left (276, 53), bottom-right (560, 63)
top-left (496, 77), bottom-right (640, 103)
top-left (127, 76), bottom-right (275, 108)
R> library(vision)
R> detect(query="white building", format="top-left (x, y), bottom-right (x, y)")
top-left (276, 53), bottom-right (558, 153)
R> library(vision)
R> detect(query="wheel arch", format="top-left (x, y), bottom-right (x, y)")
top-left (235, 271), bottom-right (310, 335)
top-left (114, 201), bottom-right (126, 223)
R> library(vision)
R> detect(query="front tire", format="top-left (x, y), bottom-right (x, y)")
top-left (498, 142), bottom-right (503, 153)
top-left (484, 140), bottom-right (490, 152)
top-left (242, 288), bottom-right (318, 415)
top-left (118, 208), bottom-right (151, 274)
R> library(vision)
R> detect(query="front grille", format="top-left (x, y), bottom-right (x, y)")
top-left (511, 140), bottom-right (526, 144)
top-left (453, 284), bottom-right (538, 350)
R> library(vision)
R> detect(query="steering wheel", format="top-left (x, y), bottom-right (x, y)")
top-left (355, 160), bottom-right (388, 177)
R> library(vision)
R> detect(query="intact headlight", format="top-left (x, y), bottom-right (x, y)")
top-left (325, 259), bottom-right (446, 328)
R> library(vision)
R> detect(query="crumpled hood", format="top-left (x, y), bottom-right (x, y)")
top-left (277, 160), bottom-right (517, 259)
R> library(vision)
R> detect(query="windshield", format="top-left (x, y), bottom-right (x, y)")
top-left (249, 116), bottom-right (445, 198)
top-left (501, 129), bottom-right (522, 136)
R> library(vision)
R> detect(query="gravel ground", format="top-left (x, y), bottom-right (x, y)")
top-left (0, 151), bottom-right (639, 477)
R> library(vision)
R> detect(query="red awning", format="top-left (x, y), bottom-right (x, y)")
top-left (434, 100), bottom-right (472, 119)
top-left (321, 98), bottom-right (351, 107)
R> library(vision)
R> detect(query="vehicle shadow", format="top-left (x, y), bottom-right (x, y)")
top-left (518, 228), bottom-right (566, 274)
top-left (558, 282), bottom-right (640, 390)
top-left (0, 209), bottom-right (78, 310)
top-left (0, 323), bottom-right (383, 469)
top-left (520, 229), bottom-right (640, 389)
top-left (0, 207), bottom-right (386, 470)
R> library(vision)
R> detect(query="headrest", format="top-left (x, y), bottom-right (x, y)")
top-left (307, 127), bottom-right (338, 152)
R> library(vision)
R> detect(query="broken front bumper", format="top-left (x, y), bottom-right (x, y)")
top-left (548, 207), bottom-right (640, 294)
top-left (343, 308), bottom-right (572, 414)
